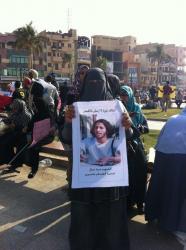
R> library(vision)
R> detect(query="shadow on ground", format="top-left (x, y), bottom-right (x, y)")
top-left (0, 167), bottom-right (183, 250)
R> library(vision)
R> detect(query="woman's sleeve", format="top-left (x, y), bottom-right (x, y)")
top-left (61, 122), bottom-right (72, 145)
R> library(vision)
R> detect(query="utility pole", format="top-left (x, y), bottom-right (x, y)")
top-left (67, 8), bottom-right (71, 31)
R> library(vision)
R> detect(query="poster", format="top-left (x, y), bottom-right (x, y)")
top-left (29, 118), bottom-right (51, 147)
top-left (72, 100), bottom-right (129, 188)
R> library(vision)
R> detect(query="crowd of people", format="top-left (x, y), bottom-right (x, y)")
top-left (0, 66), bottom-right (186, 249)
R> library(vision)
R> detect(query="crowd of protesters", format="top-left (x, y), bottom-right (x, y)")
top-left (0, 66), bottom-right (186, 249)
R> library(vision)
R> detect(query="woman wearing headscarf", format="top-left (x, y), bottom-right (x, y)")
top-left (0, 99), bottom-right (32, 171)
top-left (107, 74), bottom-right (121, 99)
top-left (119, 85), bottom-right (149, 214)
top-left (62, 68), bottom-right (131, 250)
top-left (145, 109), bottom-right (186, 237)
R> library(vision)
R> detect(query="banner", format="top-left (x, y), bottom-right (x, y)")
top-left (72, 100), bottom-right (128, 188)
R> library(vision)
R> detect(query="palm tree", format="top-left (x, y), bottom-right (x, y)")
top-left (147, 44), bottom-right (172, 86)
top-left (13, 22), bottom-right (46, 69)
top-left (93, 56), bottom-right (107, 71)
top-left (62, 53), bottom-right (72, 77)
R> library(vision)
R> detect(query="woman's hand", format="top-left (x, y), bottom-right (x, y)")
top-left (121, 112), bottom-right (132, 129)
top-left (65, 105), bottom-right (75, 123)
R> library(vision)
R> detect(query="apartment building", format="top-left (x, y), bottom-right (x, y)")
top-left (91, 35), bottom-right (137, 80)
top-left (0, 29), bottom-right (81, 84)
top-left (77, 36), bottom-right (91, 68)
top-left (134, 43), bottom-right (186, 87)
top-left (0, 33), bottom-right (29, 83)
top-left (40, 29), bottom-right (78, 79)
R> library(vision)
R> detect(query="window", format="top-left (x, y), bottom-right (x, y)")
top-left (48, 52), bottom-right (51, 56)
top-left (48, 63), bottom-right (52, 67)
top-left (68, 43), bottom-right (71, 48)
top-left (7, 68), bottom-right (19, 76)
top-left (53, 51), bottom-right (56, 56)
top-left (55, 64), bottom-right (58, 70)
top-left (10, 55), bottom-right (28, 64)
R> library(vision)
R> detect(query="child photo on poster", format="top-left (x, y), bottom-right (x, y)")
top-left (72, 100), bottom-right (129, 188)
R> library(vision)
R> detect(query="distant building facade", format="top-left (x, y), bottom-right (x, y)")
top-left (91, 35), bottom-right (137, 80)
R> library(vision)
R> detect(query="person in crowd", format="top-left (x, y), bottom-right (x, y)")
top-left (159, 81), bottom-right (174, 112)
top-left (119, 85), bottom-right (149, 214)
top-left (26, 83), bottom-right (55, 179)
top-left (149, 85), bottom-right (157, 102)
top-left (134, 88), bottom-right (141, 104)
top-left (28, 69), bottom-right (59, 123)
top-left (0, 99), bottom-right (32, 173)
top-left (22, 77), bottom-right (32, 104)
top-left (80, 119), bottom-right (121, 166)
top-left (45, 74), bottom-right (59, 122)
top-left (145, 108), bottom-right (186, 237)
top-left (175, 89), bottom-right (183, 109)
top-left (107, 74), bottom-right (121, 99)
top-left (48, 72), bottom-right (59, 91)
top-left (74, 65), bottom-right (89, 93)
top-left (12, 80), bottom-right (25, 100)
top-left (61, 67), bottom-right (131, 250)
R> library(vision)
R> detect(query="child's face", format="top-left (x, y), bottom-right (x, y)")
top-left (94, 122), bottom-right (107, 140)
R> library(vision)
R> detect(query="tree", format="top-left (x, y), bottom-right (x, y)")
top-left (62, 53), bottom-right (72, 77)
top-left (14, 22), bottom-right (46, 69)
top-left (62, 53), bottom-right (72, 67)
top-left (147, 44), bottom-right (172, 86)
top-left (93, 56), bottom-right (107, 71)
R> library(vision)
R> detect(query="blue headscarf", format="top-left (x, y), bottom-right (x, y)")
top-left (120, 85), bottom-right (144, 127)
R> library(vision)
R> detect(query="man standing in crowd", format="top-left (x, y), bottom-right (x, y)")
top-left (159, 81), bottom-right (174, 113)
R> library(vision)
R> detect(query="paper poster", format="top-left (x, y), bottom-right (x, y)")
top-left (72, 100), bottom-right (129, 188)
top-left (29, 118), bottom-right (51, 147)
top-left (158, 86), bottom-right (176, 98)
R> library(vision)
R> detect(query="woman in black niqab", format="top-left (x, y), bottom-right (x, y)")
top-left (107, 73), bottom-right (121, 99)
top-left (79, 67), bottom-right (113, 101)
top-left (68, 68), bottom-right (130, 250)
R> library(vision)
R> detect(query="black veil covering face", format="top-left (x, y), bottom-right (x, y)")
top-left (79, 68), bottom-right (113, 101)
top-left (107, 74), bottom-right (121, 99)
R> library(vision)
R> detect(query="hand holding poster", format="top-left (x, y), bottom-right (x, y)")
top-left (72, 99), bottom-right (129, 188)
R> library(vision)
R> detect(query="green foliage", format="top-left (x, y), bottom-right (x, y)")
top-left (147, 44), bottom-right (173, 86)
top-left (93, 56), bottom-right (107, 70)
top-left (62, 53), bottom-right (72, 66)
top-left (13, 21), bottom-right (47, 68)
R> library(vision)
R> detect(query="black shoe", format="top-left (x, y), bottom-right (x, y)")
top-left (28, 171), bottom-right (37, 179)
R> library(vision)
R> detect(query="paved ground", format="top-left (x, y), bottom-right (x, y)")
top-left (0, 164), bottom-right (185, 250)
top-left (148, 120), bottom-right (165, 130)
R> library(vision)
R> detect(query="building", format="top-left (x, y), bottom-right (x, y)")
top-left (77, 36), bottom-right (91, 68)
top-left (91, 35), bottom-right (137, 80)
top-left (0, 33), bottom-right (30, 84)
top-left (40, 29), bottom-right (78, 79)
top-left (0, 29), bottom-right (79, 85)
top-left (135, 43), bottom-right (186, 87)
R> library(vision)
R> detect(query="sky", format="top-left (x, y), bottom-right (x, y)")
top-left (1, 0), bottom-right (186, 47)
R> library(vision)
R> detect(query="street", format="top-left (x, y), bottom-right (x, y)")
top-left (0, 164), bottom-right (184, 250)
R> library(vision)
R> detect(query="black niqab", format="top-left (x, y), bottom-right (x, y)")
top-left (79, 68), bottom-right (113, 101)
top-left (107, 74), bottom-right (120, 98)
